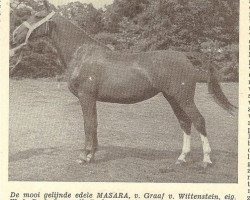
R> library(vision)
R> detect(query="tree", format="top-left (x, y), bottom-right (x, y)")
top-left (58, 2), bottom-right (104, 34)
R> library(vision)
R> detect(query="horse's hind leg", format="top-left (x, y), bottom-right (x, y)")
top-left (77, 93), bottom-right (98, 164)
top-left (163, 94), bottom-right (192, 164)
top-left (180, 101), bottom-right (212, 167)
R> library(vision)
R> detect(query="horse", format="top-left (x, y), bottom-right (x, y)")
top-left (11, 0), bottom-right (236, 169)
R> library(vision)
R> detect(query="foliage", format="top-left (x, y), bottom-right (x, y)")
top-left (10, 0), bottom-right (64, 78)
top-left (58, 2), bottom-right (103, 34)
top-left (10, 38), bottom-right (64, 78)
top-left (99, 0), bottom-right (239, 81)
top-left (10, 0), bottom-right (239, 81)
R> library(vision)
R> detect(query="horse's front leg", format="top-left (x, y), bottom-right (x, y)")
top-left (77, 93), bottom-right (98, 164)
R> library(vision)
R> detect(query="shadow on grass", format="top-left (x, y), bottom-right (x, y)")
top-left (9, 147), bottom-right (60, 162)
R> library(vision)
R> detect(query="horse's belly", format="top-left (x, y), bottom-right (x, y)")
top-left (97, 87), bottom-right (158, 104)
top-left (97, 71), bottom-right (158, 104)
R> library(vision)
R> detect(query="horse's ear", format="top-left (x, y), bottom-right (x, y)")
top-left (43, 0), bottom-right (51, 12)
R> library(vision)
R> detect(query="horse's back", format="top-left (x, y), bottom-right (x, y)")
top-left (68, 45), bottom-right (197, 103)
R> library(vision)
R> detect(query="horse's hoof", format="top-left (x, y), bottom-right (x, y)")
top-left (86, 154), bottom-right (93, 163)
top-left (76, 159), bottom-right (86, 165)
top-left (195, 162), bottom-right (213, 173)
top-left (76, 157), bottom-right (93, 164)
top-left (77, 152), bottom-right (94, 163)
top-left (202, 161), bottom-right (213, 169)
top-left (175, 159), bottom-right (187, 166)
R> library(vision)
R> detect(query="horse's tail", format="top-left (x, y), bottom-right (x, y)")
top-left (188, 51), bottom-right (237, 115)
top-left (206, 63), bottom-right (237, 115)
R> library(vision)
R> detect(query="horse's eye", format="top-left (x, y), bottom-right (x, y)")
top-left (35, 15), bottom-right (44, 19)
top-left (34, 11), bottom-right (47, 19)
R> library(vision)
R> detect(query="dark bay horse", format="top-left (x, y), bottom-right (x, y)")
top-left (12, 1), bottom-right (236, 168)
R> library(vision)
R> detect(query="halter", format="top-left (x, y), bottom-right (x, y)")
top-left (11, 11), bottom-right (55, 50)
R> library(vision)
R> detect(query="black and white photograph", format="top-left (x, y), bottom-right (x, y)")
top-left (8, 0), bottom-right (238, 183)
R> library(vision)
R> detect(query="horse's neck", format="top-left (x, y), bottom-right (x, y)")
top-left (51, 14), bottom-right (109, 66)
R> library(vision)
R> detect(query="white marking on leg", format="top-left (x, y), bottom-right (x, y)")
top-left (200, 134), bottom-right (212, 163)
top-left (86, 153), bottom-right (94, 163)
top-left (177, 131), bottom-right (191, 162)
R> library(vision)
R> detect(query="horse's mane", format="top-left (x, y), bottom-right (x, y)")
top-left (55, 13), bottom-right (110, 50)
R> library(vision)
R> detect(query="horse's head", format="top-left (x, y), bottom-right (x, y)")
top-left (12, 0), bottom-right (55, 45)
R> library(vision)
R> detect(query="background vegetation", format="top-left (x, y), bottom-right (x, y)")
top-left (10, 0), bottom-right (239, 81)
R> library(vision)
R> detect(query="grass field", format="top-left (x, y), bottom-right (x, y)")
top-left (9, 79), bottom-right (238, 182)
